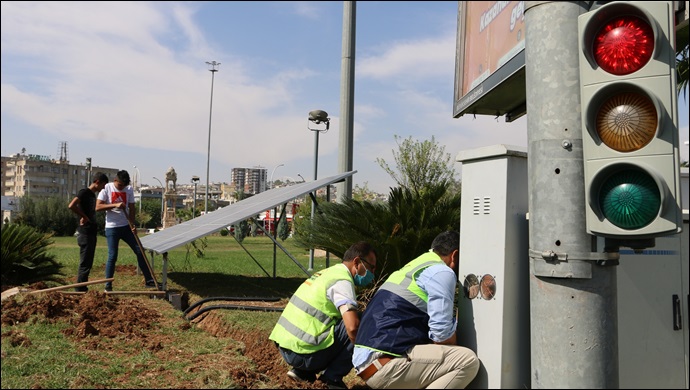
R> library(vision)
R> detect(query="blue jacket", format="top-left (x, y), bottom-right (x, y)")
top-left (354, 252), bottom-right (444, 356)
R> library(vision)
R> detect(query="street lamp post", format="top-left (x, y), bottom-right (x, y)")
top-left (152, 176), bottom-right (164, 227)
top-left (191, 176), bottom-right (200, 219)
top-left (205, 60), bottom-right (220, 214)
top-left (86, 157), bottom-right (92, 187)
top-left (133, 165), bottom-right (142, 217)
top-left (270, 164), bottom-right (284, 190)
top-left (306, 110), bottom-right (330, 271)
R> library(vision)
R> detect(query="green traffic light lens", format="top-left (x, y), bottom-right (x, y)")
top-left (599, 169), bottom-right (660, 230)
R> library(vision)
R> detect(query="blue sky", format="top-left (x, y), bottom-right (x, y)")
top-left (1, 1), bottom-right (688, 194)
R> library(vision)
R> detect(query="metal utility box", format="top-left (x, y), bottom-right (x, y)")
top-left (456, 144), bottom-right (530, 389)
top-left (616, 167), bottom-right (689, 389)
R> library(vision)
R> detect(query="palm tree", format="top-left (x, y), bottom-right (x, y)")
top-left (1, 224), bottom-right (64, 287)
top-left (677, 27), bottom-right (689, 98)
top-left (293, 181), bottom-right (460, 280)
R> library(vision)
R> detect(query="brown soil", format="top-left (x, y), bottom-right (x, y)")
top-left (1, 280), bottom-right (368, 389)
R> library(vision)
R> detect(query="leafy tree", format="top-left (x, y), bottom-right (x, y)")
top-left (277, 213), bottom-right (290, 241)
top-left (353, 182), bottom-right (384, 202)
top-left (140, 198), bottom-right (162, 228)
top-left (376, 135), bottom-right (457, 196)
top-left (234, 220), bottom-right (249, 242)
top-left (16, 195), bottom-right (77, 236)
top-left (136, 209), bottom-right (152, 229)
top-left (1, 224), bottom-right (64, 287)
top-left (250, 214), bottom-right (261, 237)
top-left (677, 30), bottom-right (688, 98)
top-left (294, 135), bottom-right (462, 282)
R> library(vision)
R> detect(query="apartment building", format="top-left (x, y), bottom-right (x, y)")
top-left (1, 152), bottom-right (119, 200)
top-left (230, 167), bottom-right (267, 195)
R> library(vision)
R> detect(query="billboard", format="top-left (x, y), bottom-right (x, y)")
top-left (453, 1), bottom-right (527, 122)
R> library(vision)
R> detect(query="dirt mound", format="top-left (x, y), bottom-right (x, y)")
top-left (1, 291), bottom-right (367, 389)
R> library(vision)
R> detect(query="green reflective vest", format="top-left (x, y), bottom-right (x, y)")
top-left (379, 251), bottom-right (444, 313)
top-left (269, 263), bottom-right (352, 354)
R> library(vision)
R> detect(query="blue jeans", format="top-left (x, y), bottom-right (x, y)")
top-left (104, 226), bottom-right (153, 289)
top-left (278, 319), bottom-right (354, 383)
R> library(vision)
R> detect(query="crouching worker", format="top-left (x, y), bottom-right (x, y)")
top-left (269, 241), bottom-right (377, 389)
top-left (353, 230), bottom-right (480, 389)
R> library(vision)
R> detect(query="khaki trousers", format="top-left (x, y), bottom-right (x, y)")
top-left (365, 344), bottom-right (480, 389)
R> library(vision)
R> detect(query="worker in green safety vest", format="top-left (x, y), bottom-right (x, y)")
top-left (269, 241), bottom-right (377, 389)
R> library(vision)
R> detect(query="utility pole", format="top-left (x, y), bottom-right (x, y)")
top-left (337, 1), bottom-right (356, 202)
top-left (524, 2), bottom-right (618, 388)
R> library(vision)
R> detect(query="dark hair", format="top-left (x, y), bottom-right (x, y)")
top-left (116, 170), bottom-right (131, 186)
top-left (93, 172), bottom-right (109, 184)
top-left (342, 241), bottom-right (376, 262)
top-left (431, 230), bottom-right (459, 256)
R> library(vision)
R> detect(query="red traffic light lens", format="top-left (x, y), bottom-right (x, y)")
top-left (593, 15), bottom-right (654, 75)
top-left (596, 91), bottom-right (657, 152)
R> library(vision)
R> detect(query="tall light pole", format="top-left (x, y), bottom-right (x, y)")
top-left (86, 157), bottom-right (92, 186)
top-left (133, 165), bottom-right (142, 217)
top-left (191, 176), bottom-right (200, 219)
top-left (270, 164), bottom-right (284, 190)
top-left (205, 60), bottom-right (220, 214)
top-left (152, 176), bottom-right (164, 227)
top-left (307, 110), bottom-right (330, 271)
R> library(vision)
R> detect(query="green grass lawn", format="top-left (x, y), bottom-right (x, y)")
top-left (48, 233), bottom-right (337, 298)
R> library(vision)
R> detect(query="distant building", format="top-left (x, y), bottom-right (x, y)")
top-left (230, 166), bottom-right (267, 195)
top-left (1, 152), bottom-right (119, 200)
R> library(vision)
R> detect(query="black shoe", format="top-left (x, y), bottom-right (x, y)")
top-left (319, 378), bottom-right (347, 389)
top-left (144, 280), bottom-right (162, 289)
top-left (287, 368), bottom-right (316, 383)
top-left (75, 287), bottom-right (88, 292)
top-left (104, 285), bottom-right (113, 292)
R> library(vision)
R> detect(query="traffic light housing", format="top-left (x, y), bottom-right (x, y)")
top-left (578, 1), bottom-right (683, 240)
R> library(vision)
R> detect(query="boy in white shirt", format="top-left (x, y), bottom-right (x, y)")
top-left (96, 170), bottom-right (157, 291)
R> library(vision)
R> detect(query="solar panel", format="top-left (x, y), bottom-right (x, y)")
top-left (139, 171), bottom-right (356, 254)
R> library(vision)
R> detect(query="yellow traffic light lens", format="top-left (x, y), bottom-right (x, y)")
top-left (593, 15), bottom-right (654, 75)
top-left (599, 169), bottom-right (660, 230)
top-left (596, 92), bottom-right (657, 152)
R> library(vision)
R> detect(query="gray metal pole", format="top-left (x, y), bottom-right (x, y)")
top-left (205, 61), bottom-right (220, 214)
top-left (153, 176), bottom-right (164, 226)
top-left (337, 1), bottom-right (356, 203)
top-left (524, 2), bottom-right (618, 388)
top-left (193, 183), bottom-right (197, 219)
top-left (309, 130), bottom-right (320, 271)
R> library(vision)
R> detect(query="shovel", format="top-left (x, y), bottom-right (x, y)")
top-left (1, 278), bottom-right (114, 302)
top-left (127, 220), bottom-right (160, 290)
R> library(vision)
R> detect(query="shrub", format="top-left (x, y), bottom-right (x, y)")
top-left (1, 224), bottom-right (64, 287)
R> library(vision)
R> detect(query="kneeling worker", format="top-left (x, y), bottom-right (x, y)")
top-left (269, 241), bottom-right (377, 389)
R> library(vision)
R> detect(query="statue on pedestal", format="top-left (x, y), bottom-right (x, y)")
top-left (163, 167), bottom-right (179, 229)
top-left (165, 167), bottom-right (177, 193)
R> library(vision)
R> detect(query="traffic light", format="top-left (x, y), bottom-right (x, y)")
top-left (578, 1), bottom-right (682, 240)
